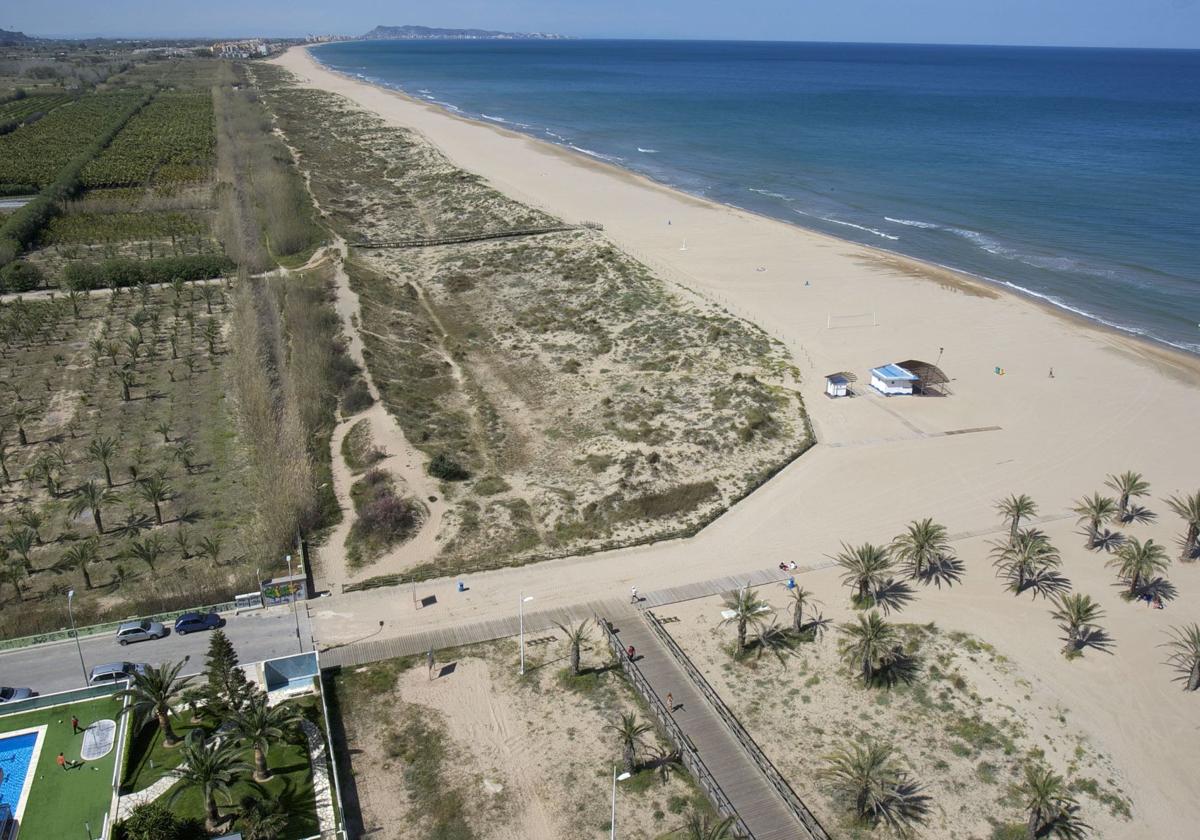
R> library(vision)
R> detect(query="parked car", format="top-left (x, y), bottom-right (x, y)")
top-left (115, 619), bottom-right (167, 646)
top-left (88, 662), bottom-right (147, 685)
top-left (0, 686), bottom-right (34, 703)
top-left (174, 611), bottom-right (225, 635)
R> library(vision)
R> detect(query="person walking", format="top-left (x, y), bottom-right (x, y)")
top-left (626, 645), bottom-right (636, 660)
top-left (666, 692), bottom-right (674, 712)
top-left (71, 714), bottom-right (82, 735)
top-left (630, 586), bottom-right (638, 604)
top-left (57, 752), bottom-right (70, 771)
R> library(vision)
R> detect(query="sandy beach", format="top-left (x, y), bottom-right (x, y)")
top-left (275, 45), bottom-right (1200, 839)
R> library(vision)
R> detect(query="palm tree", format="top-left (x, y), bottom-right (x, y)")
top-left (238, 795), bottom-right (288, 840)
top-left (1106, 537), bottom-right (1169, 597)
top-left (786, 586), bottom-right (819, 635)
top-left (198, 534), bottom-right (223, 568)
top-left (719, 587), bottom-right (772, 655)
top-left (991, 529), bottom-right (1061, 594)
top-left (834, 542), bottom-right (893, 607)
top-left (1050, 593), bottom-right (1105, 656)
top-left (68, 480), bottom-right (113, 534)
top-left (1072, 493), bottom-right (1117, 550)
top-left (126, 534), bottom-right (165, 573)
top-left (0, 434), bottom-right (11, 482)
top-left (607, 712), bottom-right (652, 775)
top-left (137, 472), bottom-right (173, 525)
top-left (7, 528), bottom-right (36, 574)
top-left (169, 732), bottom-right (250, 833)
top-left (173, 439), bottom-right (196, 472)
top-left (1105, 471), bottom-right (1149, 520)
top-left (1164, 491), bottom-right (1200, 561)
top-left (890, 519), bottom-right (953, 580)
top-left (118, 659), bottom-right (192, 747)
top-left (997, 494), bottom-right (1038, 545)
top-left (117, 367), bottom-right (136, 402)
top-left (554, 621), bottom-right (591, 676)
top-left (679, 811), bottom-right (736, 840)
top-left (1019, 763), bottom-right (1090, 840)
top-left (87, 436), bottom-right (118, 487)
top-left (16, 507), bottom-right (43, 544)
top-left (231, 693), bottom-right (302, 782)
top-left (11, 403), bottom-right (38, 446)
top-left (838, 611), bottom-right (899, 685)
top-left (818, 738), bottom-right (929, 833)
top-left (1161, 624), bottom-right (1200, 692)
top-left (153, 420), bottom-right (171, 443)
top-left (61, 538), bottom-right (99, 590)
top-left (174, 527), bottom-right (192, 560)
top-left (0, 551), bottom-right (26, 601)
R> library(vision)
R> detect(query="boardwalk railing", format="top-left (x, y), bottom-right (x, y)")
top-left (597, 617), bottom-right (754, 839)
top-left (643, 609), bottom-right (831, 840)
top-left (352, 225), bottom-right (580, 249)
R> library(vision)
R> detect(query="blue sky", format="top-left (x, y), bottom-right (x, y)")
top-left (6, 0), bottom-right (1199, 48)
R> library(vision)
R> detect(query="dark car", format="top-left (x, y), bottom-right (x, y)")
top-left (174, 611), bottom-right (225, 635)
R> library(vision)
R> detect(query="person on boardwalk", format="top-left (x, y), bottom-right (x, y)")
top-left (71, 714), bottom-right (82, 735)
top-left (630, 586), bottom-right (638, 604)
top-left (666, 692), bottom-right (674, 712)
top-left (626, 645), bottom-right (636, 660)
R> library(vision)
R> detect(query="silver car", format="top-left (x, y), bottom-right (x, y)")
top-left (88, 662), bottom-right (147, 685)
top-left (0, 686), bottom-right (34, 703)
top-left (115, 619), bottom-right (167, 646)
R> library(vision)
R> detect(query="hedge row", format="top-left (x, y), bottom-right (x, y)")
top-left (0, 92), bottom-right (151, 267)
top-left (63, 254), bottom-right (235, 290)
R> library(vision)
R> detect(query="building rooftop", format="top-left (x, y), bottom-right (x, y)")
top-left (871, 364), bottom-right (918, 380)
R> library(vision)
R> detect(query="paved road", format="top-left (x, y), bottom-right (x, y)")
top-left (0, 603), bottom-right (313, 696)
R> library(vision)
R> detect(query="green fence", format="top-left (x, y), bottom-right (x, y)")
top-left (0, 600), bottom-right (239, 653)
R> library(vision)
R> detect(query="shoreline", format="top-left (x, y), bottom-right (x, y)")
top-left (304, 44), bottom-right (1200, 368)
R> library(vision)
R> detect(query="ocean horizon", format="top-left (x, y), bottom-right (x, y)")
top-left (311, 39), bottom-right (1200, 354)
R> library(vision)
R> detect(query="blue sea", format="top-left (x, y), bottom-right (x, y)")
top-left (312, 40), bottom-right (1200, 353)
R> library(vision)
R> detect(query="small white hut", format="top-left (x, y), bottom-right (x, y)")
top-left (870, 363), bottom-right (918, 396)
top-left (825, 373), bottom-right (850, 398)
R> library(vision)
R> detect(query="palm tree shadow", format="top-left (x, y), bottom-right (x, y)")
top-left (1130, 576), bottom-right (1178, 605)
top-left (873, 649), bottom-right (921, 688)
top-left (1091, 529), bottom-right (1125, 553)
top-left (1119, 505), bottom-right (1156, 525)
top-left (871, 578), bottom-right (916, 615)
top-left (1070, 626), bottom-right (1116, 656)
top-left (916, 556), bottom-right (965, 589)
top-left (1011, 569), bottom-right (1072, 600)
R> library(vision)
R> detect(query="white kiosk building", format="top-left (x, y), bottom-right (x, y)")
top-left (870, 363), bottom-right (919, 396)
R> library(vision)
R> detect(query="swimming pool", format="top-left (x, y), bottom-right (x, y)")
top-left (0, 727), bottom-right (44, 828)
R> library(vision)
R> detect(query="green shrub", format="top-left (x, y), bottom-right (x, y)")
top-left (63, 254), bottom-right (234, 290)
top-left (341, 377), bottom-right (374, 414)
top-left (115, 802), bottom-right (206, 840)
top-left (428, 452), bottom-right (470, 482)
top-left (0, 259), bottom-right (43, 292)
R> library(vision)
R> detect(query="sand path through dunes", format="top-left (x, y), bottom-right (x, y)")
top-left (275, 47), bottom-right (1200, 839)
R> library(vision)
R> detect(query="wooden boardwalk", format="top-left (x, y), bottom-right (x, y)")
top-left (610, 616), bottom-right (818, 840)
top-left (319, 566), bottom-right (820, 668)
top-left (352, 225), bottom-right (579, 249)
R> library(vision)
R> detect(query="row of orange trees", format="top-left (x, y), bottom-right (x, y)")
top-left (81, 93), bottom-right (214, 189)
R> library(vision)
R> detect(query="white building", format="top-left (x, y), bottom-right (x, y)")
top-left (825, 373), bottom-right (850, 398)
top-left (870, 363), bottom-right (919, 396)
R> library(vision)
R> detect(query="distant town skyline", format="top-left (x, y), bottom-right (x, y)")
top-left (5, 0), bottom-right (1200, 49)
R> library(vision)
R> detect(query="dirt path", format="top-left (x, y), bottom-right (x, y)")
top-left (266, 120), bottom-right (449, 592)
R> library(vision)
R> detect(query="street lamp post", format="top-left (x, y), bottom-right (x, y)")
top-left (285, 554), bottom-right (303, 653)
top-left (610, 764), bottom-right (632, 839)
top-left (518, 593), bottom-right (534, 675)
top-left (66, 589), bottom-right (88, 686)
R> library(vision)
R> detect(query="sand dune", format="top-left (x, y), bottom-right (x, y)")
top-left (276, 46), bottom-right (1200, 839)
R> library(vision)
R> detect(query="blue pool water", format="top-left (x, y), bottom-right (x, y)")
top-left (0, 731), bottom-right (38, 817)
top-left (312, 40), bottom-right (1200, 354)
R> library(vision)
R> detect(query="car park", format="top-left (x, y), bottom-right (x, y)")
top-left (173, 611), bottom-right (225, 635)
top-left (0, 686), bottom-right (35, 703)
top-left (115, 619), bottom-right (167, 646)
top-left (88, 662), bottom-right (147, 685)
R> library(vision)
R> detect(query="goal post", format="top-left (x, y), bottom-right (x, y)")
top-left (826, 311), bottom-right (877, 329)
